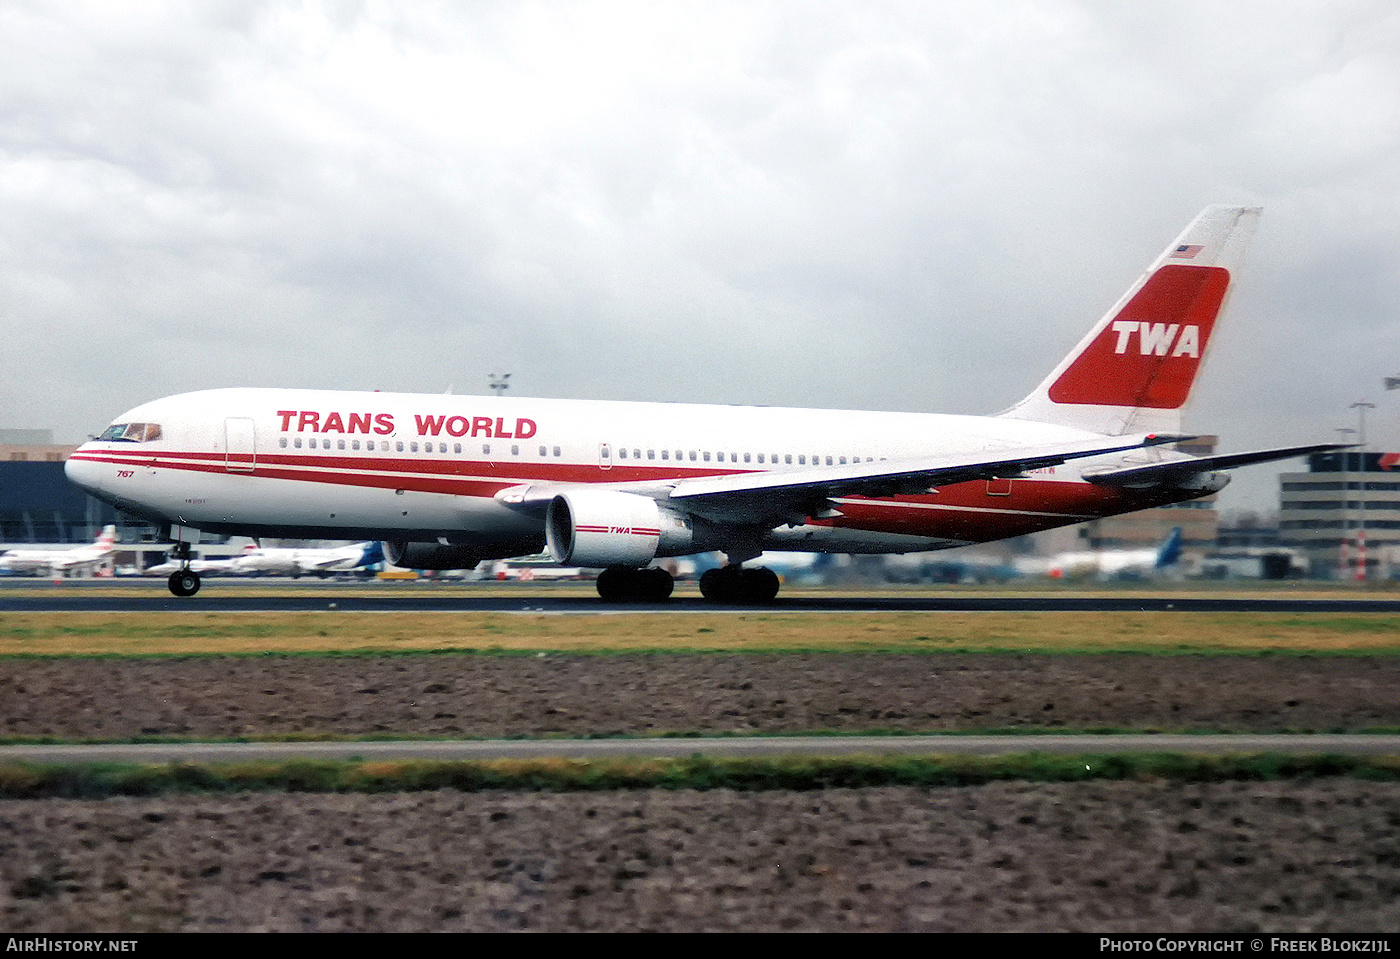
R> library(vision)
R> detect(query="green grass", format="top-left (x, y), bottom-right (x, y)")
top-left (3, 610), bottom-right (1400, 657)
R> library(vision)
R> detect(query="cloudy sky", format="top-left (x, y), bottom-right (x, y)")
top-left (3, 0), bottom-right (1399, 513)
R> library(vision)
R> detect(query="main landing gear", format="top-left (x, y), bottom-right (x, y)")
top-left (592, 564), bottom-right (782, 603)
top-left (166, 542), bottom-right (200, 597)
top-left (698, 565), bottom-right (780, 604)
top-left (595, 565), bottom-right (674, 602)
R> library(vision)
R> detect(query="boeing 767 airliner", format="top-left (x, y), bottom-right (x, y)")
top-left (65, 206), bottom-right (1339, 601)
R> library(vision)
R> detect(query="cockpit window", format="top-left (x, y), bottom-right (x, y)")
top-left (98, 423), bottom-right (162, 443)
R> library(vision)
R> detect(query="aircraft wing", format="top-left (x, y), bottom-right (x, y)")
top-left (495, 433), bottom-right (1186, 528)
top-left (1082, 443), bottom-right (1349, 488)
top-left (665, 433), bottom-right (1187, 527)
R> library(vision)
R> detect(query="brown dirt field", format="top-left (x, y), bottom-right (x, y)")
top-left (3, 652), bottom-right (1398, 932)
top-left (3, 782), bottom-right (1398, 932)
top-left (1, 652), bottom-right (1397, 738)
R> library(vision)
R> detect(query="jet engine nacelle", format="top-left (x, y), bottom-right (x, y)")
top-left (546, 489), bottom-right (708, 567)
top-left (384, 540), bottom-right (481, 570)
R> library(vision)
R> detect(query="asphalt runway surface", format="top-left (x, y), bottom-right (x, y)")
top-left (6, 578), bottom-right (1400, 612)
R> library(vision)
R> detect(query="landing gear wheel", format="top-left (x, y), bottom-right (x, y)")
top-left (699, 566), bottom-right (780, 604)
top-left (740, 567), bottom-right (780, 603)
top-left (699, 566), bottom-right (740, 603)
top-left (595, 566), bottom-right (674, 602)
top-left (168, 569), bottom-right (201, 597)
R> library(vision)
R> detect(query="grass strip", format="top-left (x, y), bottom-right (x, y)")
top-left (4, 611), bottom-right (1400, 656)
top-left (1, 753), bottom-right (1398, 799)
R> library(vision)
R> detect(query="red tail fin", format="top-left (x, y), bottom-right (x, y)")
top-left (1046, 264), bottom-right (1230, 409)
top-left (1000, 206), bottom-right (1260, 436)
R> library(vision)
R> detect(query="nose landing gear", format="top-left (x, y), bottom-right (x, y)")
top-left (165, 541), bottom-right (201, 597)
top-left (168, 568), bottom-right (201, 597)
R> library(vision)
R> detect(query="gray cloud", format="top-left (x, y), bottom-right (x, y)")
top-left (3, 0), bottom-right (1399, 514)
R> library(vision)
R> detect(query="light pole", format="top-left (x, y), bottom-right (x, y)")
top-left (1352, 403), bottom-right (1375, 581)
top-left (1335, 428), bottom-right (1357, 580)
top-left (488, 372), bottom-right (511, 396)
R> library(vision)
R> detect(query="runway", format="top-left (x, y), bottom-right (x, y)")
top-left (3, 733), bottom-right (1398, 765)
top-left (5, 579), bottom-right (1400, 612)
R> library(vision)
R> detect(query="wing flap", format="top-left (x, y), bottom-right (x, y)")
top-left (667, 433), bottom-right (1188, 526)
top-left (1083, 443), bottom-right (1349, 487)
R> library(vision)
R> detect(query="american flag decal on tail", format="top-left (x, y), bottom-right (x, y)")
top-left (1170, 244), bottom-right (1203, 259)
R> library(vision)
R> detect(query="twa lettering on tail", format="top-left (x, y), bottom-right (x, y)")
top-left (66, 205), bottom-right (1345, 603)
top-left (1043, 264), bottom-right (1229, 412)
top-left (1111, 321), bottom-right (1200, 357)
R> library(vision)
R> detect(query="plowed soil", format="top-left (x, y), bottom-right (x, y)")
top-left (2, 653), bottom-right (1397, 739)
top-left (2, 652), bottom-right (1398, 932)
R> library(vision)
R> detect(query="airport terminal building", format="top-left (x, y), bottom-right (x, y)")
top-left (1278, 450), bottom-right (1400, 578)
top-left (0, 430), bottom-right (112, 543)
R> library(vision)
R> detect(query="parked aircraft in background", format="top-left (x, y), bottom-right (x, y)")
top-left (143, 553), bottom-right (244, 577)
top-left (1016, 527), bottom-right (1183, 580)
top-left (0, 525), bottom-right (118, 577)
top-left (489, 555), bottom-right (586, 581)
top-left (231, 541), bottom-right (384, 578)
top-left (67, 206), bottom-right (1342, 601)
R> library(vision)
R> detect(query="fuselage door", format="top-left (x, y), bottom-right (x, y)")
top-left (225, 418), bottom-right (256, 473)
top-left (598, 442), bottom-right (612, 471)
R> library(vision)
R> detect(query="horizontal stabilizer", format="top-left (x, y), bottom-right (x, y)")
top-left (1083, 443), bottom-right (1350, 487)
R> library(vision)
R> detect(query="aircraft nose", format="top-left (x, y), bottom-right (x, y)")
top-left (64, 449), bottom-right (106, 496)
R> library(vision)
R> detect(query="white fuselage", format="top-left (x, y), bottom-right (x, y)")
top-left (65, 388), bottom-right (1199, 560)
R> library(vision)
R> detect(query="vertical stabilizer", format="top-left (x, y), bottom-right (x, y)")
top-left (999, 206), bottom-right (1261, 435)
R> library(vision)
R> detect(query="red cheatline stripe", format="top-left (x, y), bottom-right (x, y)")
top-left (576, 526), bottom-right (661, 536)
top-left (67, 449), bottom-right (747, 487)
